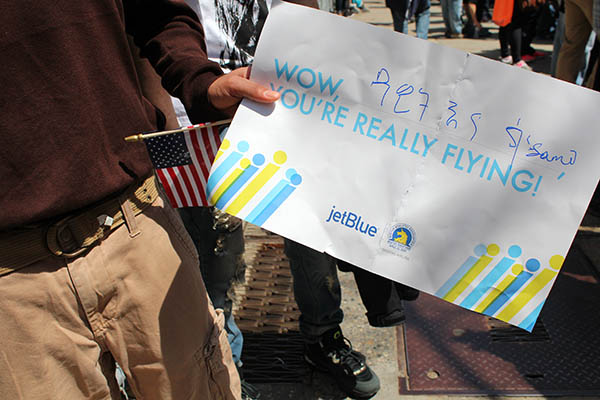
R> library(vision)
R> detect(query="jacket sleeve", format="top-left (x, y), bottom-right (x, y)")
top-left (123, 0), bottom-right (230, 123)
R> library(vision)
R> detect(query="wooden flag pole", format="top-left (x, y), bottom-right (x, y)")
top-left (123, 119), bottom-right (233, 142)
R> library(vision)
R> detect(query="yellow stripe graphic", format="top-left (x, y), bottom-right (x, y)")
top-left (210, 168), bottom-right (244, 204)
top-left (215, 139), bottom-right (231, 162)
top-left (474, 264), bottom-right (523, 313)
top-left (210, 158), bottom-right (250, 204)
top-left (444, 244), bottom-right (499, 303)
top-left (225, 164), bottom-right (280, 215)
top-left (496, 255), bottom-right (563, 321)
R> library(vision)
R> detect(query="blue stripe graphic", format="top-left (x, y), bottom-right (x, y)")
top-left (460, 257), bottom-right (516, 309)
top-left (247, 182), bottom-right (296, 226)
top-left (215, 165), bottom-right (259, 209)
top-left (518, 301), bottom-right (545, 332)
top-left (207, 152), bottom-right (243, 193)
top-left (435, 255), bottom-right (480, 297)
top-left (483, 271), bottom-right (533, 316)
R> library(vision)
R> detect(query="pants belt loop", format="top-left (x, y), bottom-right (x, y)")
top-left (119, 196), bottom-right (141, 238)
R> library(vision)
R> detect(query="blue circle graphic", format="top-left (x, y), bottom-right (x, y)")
top-left (237, 141), bottom-right (249, 152)
top-left (474, 244), bottom-right (486, 257)
top-left (508, 245), bottom-right (522, 258)
top-left (252, 153), bottom-right (265, 166)
top-left (525, 258), bottom-right (541, 272)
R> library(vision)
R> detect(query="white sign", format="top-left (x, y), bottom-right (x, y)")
top-left (208, 0), bottom-right (600, 331)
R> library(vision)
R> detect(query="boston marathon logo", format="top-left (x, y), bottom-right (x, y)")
top-left (207, 139), bottom-right (302, 227)
top-left (382, 223), bottom-right (416, 253)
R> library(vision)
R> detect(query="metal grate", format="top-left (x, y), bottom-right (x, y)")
top-left (235, 231), bottom-right (305, 383)
top-left (235, 241), bottom-right (301, 333)
top-left (240, 332), bottom-right (306, 383)
top-left (399, 243), bottom-right (600, 396)
top-left (488, 318), bottom-right (550, 343)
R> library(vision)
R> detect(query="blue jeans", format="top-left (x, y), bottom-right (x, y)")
top-left (414, 6), bottom-right (431, 39)
top-left (440, 0), bottom-right (463, 34)
top-left (390, 0), bottom-right (430, 40)
top-left (179, 206), bottom-right (246, 364)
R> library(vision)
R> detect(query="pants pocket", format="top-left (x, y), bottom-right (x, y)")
top-left (194, 309), bottom-right (239, 400)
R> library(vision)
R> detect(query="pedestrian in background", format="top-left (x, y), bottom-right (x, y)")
top-left (464, 0), bottom-right (492, 37)
top-left (556, 0), bottom-right (596, 85)
top-left (386, 0), bottom-right (431, 39)
top-left (441, 0), bottom-right (464, 37)
top-left (494, 0), bottom-right (534, 69)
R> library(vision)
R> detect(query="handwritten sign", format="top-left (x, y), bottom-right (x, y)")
top-left (209, 0), bottom-right (600, 331)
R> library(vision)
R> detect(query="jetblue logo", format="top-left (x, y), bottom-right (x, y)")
top-left (325, 205), bottom-right (377, 237)
top-left (382, 223), bottom-right (416, 254)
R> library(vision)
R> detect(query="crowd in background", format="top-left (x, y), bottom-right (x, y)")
top-left (324, 0), bottom-right (598, 82)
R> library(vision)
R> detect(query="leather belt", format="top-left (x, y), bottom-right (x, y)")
top-left (0, 175), bottom-right (159, 276)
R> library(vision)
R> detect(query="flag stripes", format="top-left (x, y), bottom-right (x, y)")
top-left (144, 124), bottom-right (222, 208)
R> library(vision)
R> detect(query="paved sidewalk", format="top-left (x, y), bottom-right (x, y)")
top-left (243, 3), bottom-right (600, 399)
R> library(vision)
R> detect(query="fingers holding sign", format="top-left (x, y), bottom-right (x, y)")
top-left (208, 66), bottom-right (281, 115)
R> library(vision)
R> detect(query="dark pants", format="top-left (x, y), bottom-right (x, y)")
top-left (284, 239), bottom-right (418, 341)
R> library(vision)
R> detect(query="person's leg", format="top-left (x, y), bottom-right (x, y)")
top-left (551, 10), bottom-right (566, 76)
top-left (499, 26), bottom-right (511, 58)
top-left (390, 7), bottom-right (410, 33)
top-left (479, 0), bottom-right (491, 20)
top-left (505, 2), bottom-right (532, 68)
top-left (441, 0), bottom-right (452, 33)
top-left (464, 0), bottom-right (490, 37)
top-left (0, 186), bottom-right (240, 400)
top-left (415, 0), bottom-right (431, 39)
top-left (510, 25), bottom-right (524, 62)
top-left (178, 207), bottom-right (260, 398)
top-left (338, 260), bottom-right (416, 327)
top-left (450, 0), bottom-right (464, 34)
top-left (0, 256), bottom-right (121, 399)
top-left (475, 0), bottom-right (486, 21)
top-left (556, 0), bottom-right (593, 82)
top-left (464, 0), bottom-right (477, 36)
top-left (596, 43), bottom-right (600, 91)
top-left (579, 31), bottom-right (597, 85)
top-left (442, 0), bottom-right (462, 36)
top-left (178, 207), bottom-right (246, 365)
top-left (284, 239), bottom-right (343, 339)
top-left (90, 190), bottom-right (240, 399)
top-left (521, 5), bottom-right (541, 56)
top-left (225, 313), bottom-right (244, 366)
top-left (284, 240), bottom-right (380, 399)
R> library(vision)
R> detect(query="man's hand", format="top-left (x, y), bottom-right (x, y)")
top-left (207, 66), bottom-right (280, 115)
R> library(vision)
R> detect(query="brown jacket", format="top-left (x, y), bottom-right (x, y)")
top-left (0, 1), bottom-right (225, 229)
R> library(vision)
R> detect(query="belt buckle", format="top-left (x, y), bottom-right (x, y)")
top-left (46, 217), bottom-right (89, 258)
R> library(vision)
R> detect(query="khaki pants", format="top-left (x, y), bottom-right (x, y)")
top-left (0, 190), bottom-right (240, 399)
top-left (556, 0), bottom-right (594, 84)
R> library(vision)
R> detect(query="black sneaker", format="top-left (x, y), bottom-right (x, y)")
top-left (305, 327), bottom-right (380, 399)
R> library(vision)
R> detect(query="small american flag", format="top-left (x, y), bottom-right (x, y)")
top-left (144, 124), bottom-right (223, 207)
